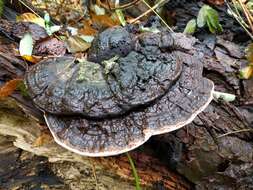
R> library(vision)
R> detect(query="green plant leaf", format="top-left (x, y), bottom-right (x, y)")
top-left (19, 33), bottom-right (34, 56)
top-left (197, 5), bottom-right (223, 33)
top-left (197, 5), bottom-right (207, 27)
top-left (206, 19), bottom-right (216, 33)
top-left (183, 19), bottom-right (197, 35)
top-left (126, 153), bottom-right (142, 190)
top-left (213, 91), bottom-right (236, 102)
top-left (0, 0), bottom-right (4, 17)
top-left (116, 9), bottom-right (127, 26)
top-left (17, 81), bottom-right (29, 97)
top-left (44, 12), bottom-right (50, 25)
top-left (47, 25), bottom-right (61, 35)
top-left (206, 7), bottom-right (223, 33)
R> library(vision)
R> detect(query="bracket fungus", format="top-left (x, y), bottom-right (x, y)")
top-left (25, 26), bottom-right (214, 157)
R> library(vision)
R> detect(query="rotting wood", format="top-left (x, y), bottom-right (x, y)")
top-left (0, 97), bottom-right (192, 190)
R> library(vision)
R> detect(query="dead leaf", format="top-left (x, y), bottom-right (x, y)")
top-left (239, 65), bottom-right (253, 79)
top-left (79, 20), bottom-right (98, 35)
top-left (21, 55), bottom-right (42, 64)
top-left (16, 12), bottom-right (45, 28)
top-left (0, 79), bottom-right (23, 98)
top-left (246, 43), bottom-right (253, 63)
top-left (66, 35), bottom-right (91, 53)
top-left (91, 13), bottom-right (120, 28)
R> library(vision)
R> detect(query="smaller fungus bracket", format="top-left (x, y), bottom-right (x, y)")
top-left (87, 26), bottom-right (135, 63)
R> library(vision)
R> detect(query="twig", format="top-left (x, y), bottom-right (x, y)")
top-left (217, 128), bottom-right (253, 138)
top-left (111, 0), bottom-right (141, 10)
top-left (17, 0), bottom-right (41, 18)
top-left (130, 0), bottom-right (173, 32)
top-left (225, 0), bottom-right (253, 39)
top-left (98, 0), bottom-right (140, 11)
top-left (238, 0), bottom-right (253, 33)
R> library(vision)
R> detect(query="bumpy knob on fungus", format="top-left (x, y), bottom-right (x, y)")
top-left (25, 26), bottom-right (214, 157)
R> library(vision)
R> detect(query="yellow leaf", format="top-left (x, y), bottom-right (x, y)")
top-left (17, 13), bottom-right (45, 28)
top-left (21, 55), bottom-right (42, 64)
top-left (0, 79), bottom-right (23, 98)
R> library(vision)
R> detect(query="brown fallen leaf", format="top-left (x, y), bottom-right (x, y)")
top-left (66, 35), bottom-right (91, 53)
top-left (79, 20), bottom-right (98, 35)
top-left (0, 79), bottom-right (23, 98)
top-left (91, 13), bottom-right (120, 28)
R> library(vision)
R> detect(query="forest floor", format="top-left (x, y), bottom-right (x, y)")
top-left (0, 0), bottom-right (253, 190)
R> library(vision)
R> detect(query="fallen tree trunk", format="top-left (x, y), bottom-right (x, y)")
top-left (0, 97), bottom-right (192, 190)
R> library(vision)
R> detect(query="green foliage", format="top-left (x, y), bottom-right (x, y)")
top-left (183, 19), bottom-right (197, 34)
top-left (17, 81), bottom-right (30, 97)
top-left (126, 153), bottom-right (142, 190)
top-left (197, 5), bottom-right (223, 34)
top-left (116, 9), bottom-right (127, 26)
top-left (44, 12), bottom-right (61, 35)
top-left (0, 0), bottom-right (4, 17)
top-left (213, 91), bottom-right (236, 102)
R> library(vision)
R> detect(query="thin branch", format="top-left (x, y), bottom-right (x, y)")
top-left (217, 128), bottom-right (253, 138)
top-left (225, 0), bottom-right (253, 39)
top-left (238, 0), bottom-right (253, 33)
top-left (17, 0), bottom-right (41, 18)
top-left (99, 0), bottom-right (140, 11)
top-left (130, 0), bottom-right (173, 32)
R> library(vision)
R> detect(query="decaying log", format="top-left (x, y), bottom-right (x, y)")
top-left (0, 97), bottom-right (192, 190)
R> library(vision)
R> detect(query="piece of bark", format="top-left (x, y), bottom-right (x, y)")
top-left (0, 142), bottom-right (66, 190)
top-left (152, 101), bottom-right (253, 190)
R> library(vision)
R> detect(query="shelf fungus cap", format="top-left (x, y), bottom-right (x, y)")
top-left (25, 27), bottom-right (214, 157)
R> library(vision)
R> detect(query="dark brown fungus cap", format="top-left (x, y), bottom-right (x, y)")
top-left (25, 27), bottom-right (214, 157)
top-left (25, 27), bottom-right (183, 118)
